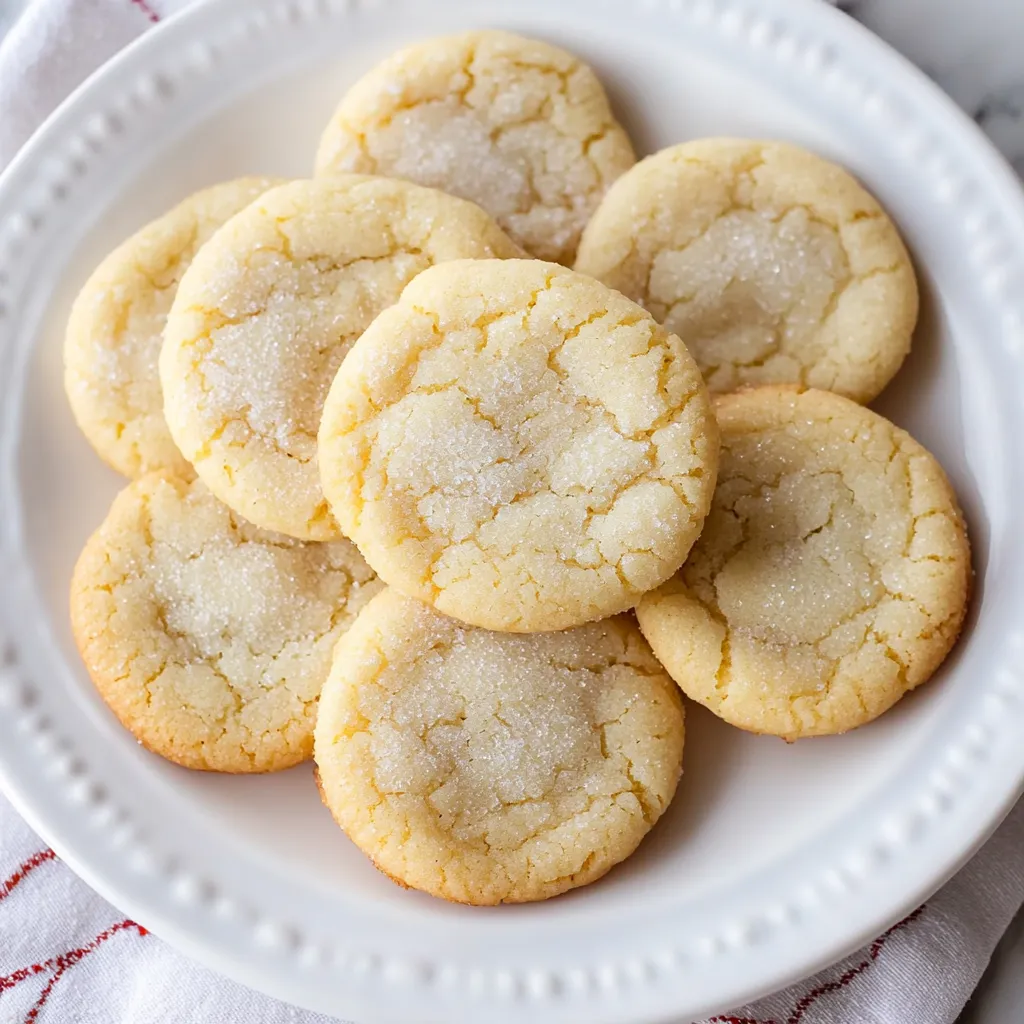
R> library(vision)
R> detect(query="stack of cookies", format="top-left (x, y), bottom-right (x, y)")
top-left (65, 30), bottom-right (971, 906)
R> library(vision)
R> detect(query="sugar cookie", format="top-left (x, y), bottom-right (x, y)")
top-left (314, 31), bottom-right (635, 265)
top-left (160, 176), bottom-right (520, 541)
top-left (318, 258), bottom-right (718, 632)
top-left (574, 139), bottom-right (918, 402)
top-left (314, 588), bottom-right (685, 904)
top-left (64, 177), bottom-right (283, 478)
top-left (70, 473), bottom-right (382, 772)
top-left (636, 387), bottom-right (970, 740)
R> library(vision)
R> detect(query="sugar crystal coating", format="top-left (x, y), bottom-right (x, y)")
top-left (70, 473), bottom-right (382, 771)
top-left (314, 588), bottom-right (685, 904)
top-left (318, 259), bottom-right (719, 632)
top-left (575, 139), bottom-right (919, 402)
top-left (64, 176), bottom-right (283, 479)
top-left (636, 387), bottom-right (971, 740)
top-left (315, 30), bottom-right (636, 265)
top-left (160, 176), bottom-right (521, 540)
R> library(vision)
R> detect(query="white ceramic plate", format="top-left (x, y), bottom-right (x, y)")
top-left (2, 1), bottom-right (1023, 1021)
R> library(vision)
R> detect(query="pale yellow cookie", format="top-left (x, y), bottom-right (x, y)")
top-left (314, 588), bottom-right (684, 904)
top-left (575, 139), bottom-right (919, 402)
top-left (636, 387), bottom-right (971, 741)
top-left (64, 177), bottom-right (283, 478)
top-left (160, 175), bottom-right (520, 541)
top-left (314, 31), bottom-right (635, 265)
top-left (318, 258), bottom-right (718, 633)
top-left (70, 473), bottom-right (382, 772)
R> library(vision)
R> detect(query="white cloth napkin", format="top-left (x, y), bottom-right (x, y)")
top-left (1, 2), bottom-right (1022, 1023)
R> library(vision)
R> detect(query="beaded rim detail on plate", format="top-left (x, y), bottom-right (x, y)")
top-left (0, 0), bottom-right (1023, 1018)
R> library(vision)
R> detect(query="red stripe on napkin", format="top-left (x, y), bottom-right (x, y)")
top-left (22, 920), bottom-right (147, 1022)
top-left (709, 906), bottom-right (927, 1024)
top-left (0, 919), bottom-right (148, 1001)
top-left (0, 850), bottom-right (55, 903)
top-left (128, 0), bottom-right (160, 22)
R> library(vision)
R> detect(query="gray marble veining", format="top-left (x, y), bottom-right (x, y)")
top-left (833, 4), bottom-right (1024, 1022)
top-left (838, 0), bottom-right (1024, 176)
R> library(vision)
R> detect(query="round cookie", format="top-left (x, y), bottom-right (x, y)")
top-left (574, 139), bottom-right (919, 402)
top-left (314, 588), bottom-right (685, 904)
top-left (70, 473), bottom-right (382, 772)
top-left (160, 175), bottom-right (521, 541)
top-left (318, 258), bottom-right (719, 633)
top-left (64, 177), bottom-right (283, 478)
top-left (314, 30), bottom-right (635, 265)
top-left (636, 387), bottom-right (971, 741)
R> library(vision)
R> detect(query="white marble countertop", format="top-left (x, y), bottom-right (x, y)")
top-left (839, 0), bottom-right (1024, 176)
top-left (836, 3), bottom-right (1024, 1022)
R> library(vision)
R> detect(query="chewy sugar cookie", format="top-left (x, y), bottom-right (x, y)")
top-left (64, 177), bottom-right (282, 479)
top-left (575, 139), bottom-right (918, 402)
top-left (70, 473), bottom-right (382, 772)
top-left (318, 258), bottom-right (718, 632)
top-left (314, 31), bottom-right (635, 265)
top-left (314, 588), bottom-right (685, 904)
top-left (160, 176), bottom-right (520, 541)
top-left (636, 387), bottom-right (971, 740)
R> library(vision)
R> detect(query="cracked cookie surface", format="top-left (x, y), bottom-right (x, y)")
top-left (160, 175), bottom-right (520, 541)
top-left (65, 177), bottom-right (282, 479)
top-left (636, 387), bottom-right (971, 740)
top-left (318, 258), bottom-right (719, 632)
top-left (70, 473), bottom-right (382, 772)
top-left (314, 588), bottom-right (685, 904)
top-left (314, 30), bottom-right (635, 265)
top-left (574, 139), bottom-right (918, 402)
